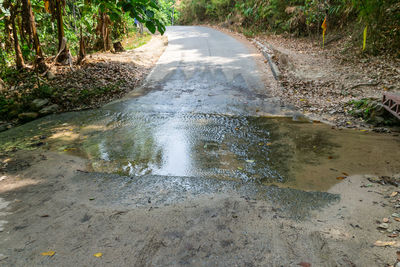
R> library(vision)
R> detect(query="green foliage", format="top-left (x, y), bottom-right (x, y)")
top-left (178, 0), bottom-right (399, 54)
top-left (0, 0), bottom-right (172, 70)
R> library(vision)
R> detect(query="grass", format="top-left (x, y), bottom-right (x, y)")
top-left (122, 32), bottom-right (152, 50)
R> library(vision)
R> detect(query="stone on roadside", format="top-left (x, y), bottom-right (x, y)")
top-left (39, 104), bottom-right (59, 115)
top-left (47, 71), bottom-right (56, 80)
top-left (378, 223), bottom-right (389, 229)
top-left (18, 112), bottom-right (39, 121)
top-left (31, 99), bottom-right (49, 111)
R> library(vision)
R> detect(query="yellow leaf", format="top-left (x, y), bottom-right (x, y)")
top-left (300, 99), bottom-right (305, 102)
top-left (237, 167), bottom-right (243, 170)
top-left (246, 160), bottom-right (254, 163)
top-left (41, 251), bottom-right (55, 256)
top-left (94, 252), bottom-right (103, 258)
top-left (391, 192), bottom-right (398, 197)
top-left (362, 25), bottom-right (367, 51)
top-left (266, 142), bottom-right (272, 146)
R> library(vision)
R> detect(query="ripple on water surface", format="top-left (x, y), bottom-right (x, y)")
top-left (1, 110), bottom-right (399, 192)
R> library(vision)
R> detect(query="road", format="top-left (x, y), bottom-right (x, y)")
top-left (0, 26), bottom-right (400, 266)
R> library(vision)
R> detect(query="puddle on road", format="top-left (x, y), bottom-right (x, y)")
top-left (1, 109), bottom-right (399, 192)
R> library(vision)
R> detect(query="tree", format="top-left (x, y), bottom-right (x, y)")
top-left (4, 0), bottom-right (25, 69)
top-left (22, 0), bottom-right (47, 71)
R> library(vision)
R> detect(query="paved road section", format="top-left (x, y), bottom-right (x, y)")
top-left (126, 26), bottom-right (287, 116)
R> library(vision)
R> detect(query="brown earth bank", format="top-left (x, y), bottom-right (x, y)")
top-left (0, 35), bottom-right (167, 132)
top-left (0, 150), bottom-right (400, 266)
top-left (210, 25), bottom-right (400, 132)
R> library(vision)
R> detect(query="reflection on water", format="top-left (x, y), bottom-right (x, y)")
top-left (154, 117), bottom-right (193, 176)
top-left (0, 107), bottom-right (399, 192)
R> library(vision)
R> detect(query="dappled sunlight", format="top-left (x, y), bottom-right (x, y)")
top-left (49, 131), bottom-right (80, 142)
top-left (0, 175), bottom-right (41, 194)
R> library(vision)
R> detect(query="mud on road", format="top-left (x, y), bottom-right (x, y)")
top-left (0, 150), bottom-right (399, 266)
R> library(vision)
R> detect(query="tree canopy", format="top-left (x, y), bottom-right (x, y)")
top-left (0, 0), bottom-right (176, 70)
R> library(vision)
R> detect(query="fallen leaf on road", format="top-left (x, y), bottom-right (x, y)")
top-left (391, 192), bottom-right (399, 197)
top-left (93, 252), bottom-right (103, 258)
top-left (237, 167), bottom-right (243, 170)
top-left (388, 233), bottom-right (398, 238)
top-left (41, 251), bottom-right (55, 256)
top-left (383, 218), bottom-right (389, 223)
top-left (342, 172), bottom-right (349, 176)
top-left (297, 262), bottom-right (311, 267)
top-left (374, 241), bottom-right (400, 247)
top-left (336, 176), bottom-right (346, 180)
top-left (266, 142), bottom-right (272, 146)
top-left (394, 218), bottom-right (400, 222)
top-left (246, 160), bottom-right (255, 163)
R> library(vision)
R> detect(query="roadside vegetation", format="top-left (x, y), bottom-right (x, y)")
top-left (178, 0), bottom-right (400, 55)
top-left (0, 0), bottom-right (177, 128)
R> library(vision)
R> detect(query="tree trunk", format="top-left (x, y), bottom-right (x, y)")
top-left (22, 0), bottom-right (47, 72)
top-left (77, 29), bottom-right (86, 64)
top-left (97, 11), bottom-right (112, 51)
top-left (22, 0), bottom-right (43, 57)
top-left (10, 5), bottom-right (25, 69)
top-left (55, 0), bottom-right (65, 52)
top-left (4, 16), bottom-right (13, 51)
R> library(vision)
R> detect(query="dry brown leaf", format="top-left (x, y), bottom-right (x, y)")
top-left (391, 192), bottom-right (399, 197)
top-left (374, 241), bottom-right (400, 247)
top-left (297, 262), bottom-right (311, 267)
top-left (336, 176), bottom-right (346, 180)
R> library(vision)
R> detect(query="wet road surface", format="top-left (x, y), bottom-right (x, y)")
top-left (1, 26), bottom-right (400, 267)
top-left (1, 26), bottom-right (400, 193)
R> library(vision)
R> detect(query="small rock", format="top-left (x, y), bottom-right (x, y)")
top-left (18, 112), bottom-right (39, 121)
top-left (383, 218), bottom-right (389, 223)
top-left (392, 213), bottom-right (400, 218)
top-left (39, 104), bottom-right (59, 115)
top-left (47, 71), bottom-right (56, 80)
top-left (378, 223), bottom-right (389, 229)
top-left (31, 99), bottom-right (49, 111)
top-left (0, 253), bottom-right (7, 261)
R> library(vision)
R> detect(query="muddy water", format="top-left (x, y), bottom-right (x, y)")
top-left (1, 102), bottom-right (399, 192)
